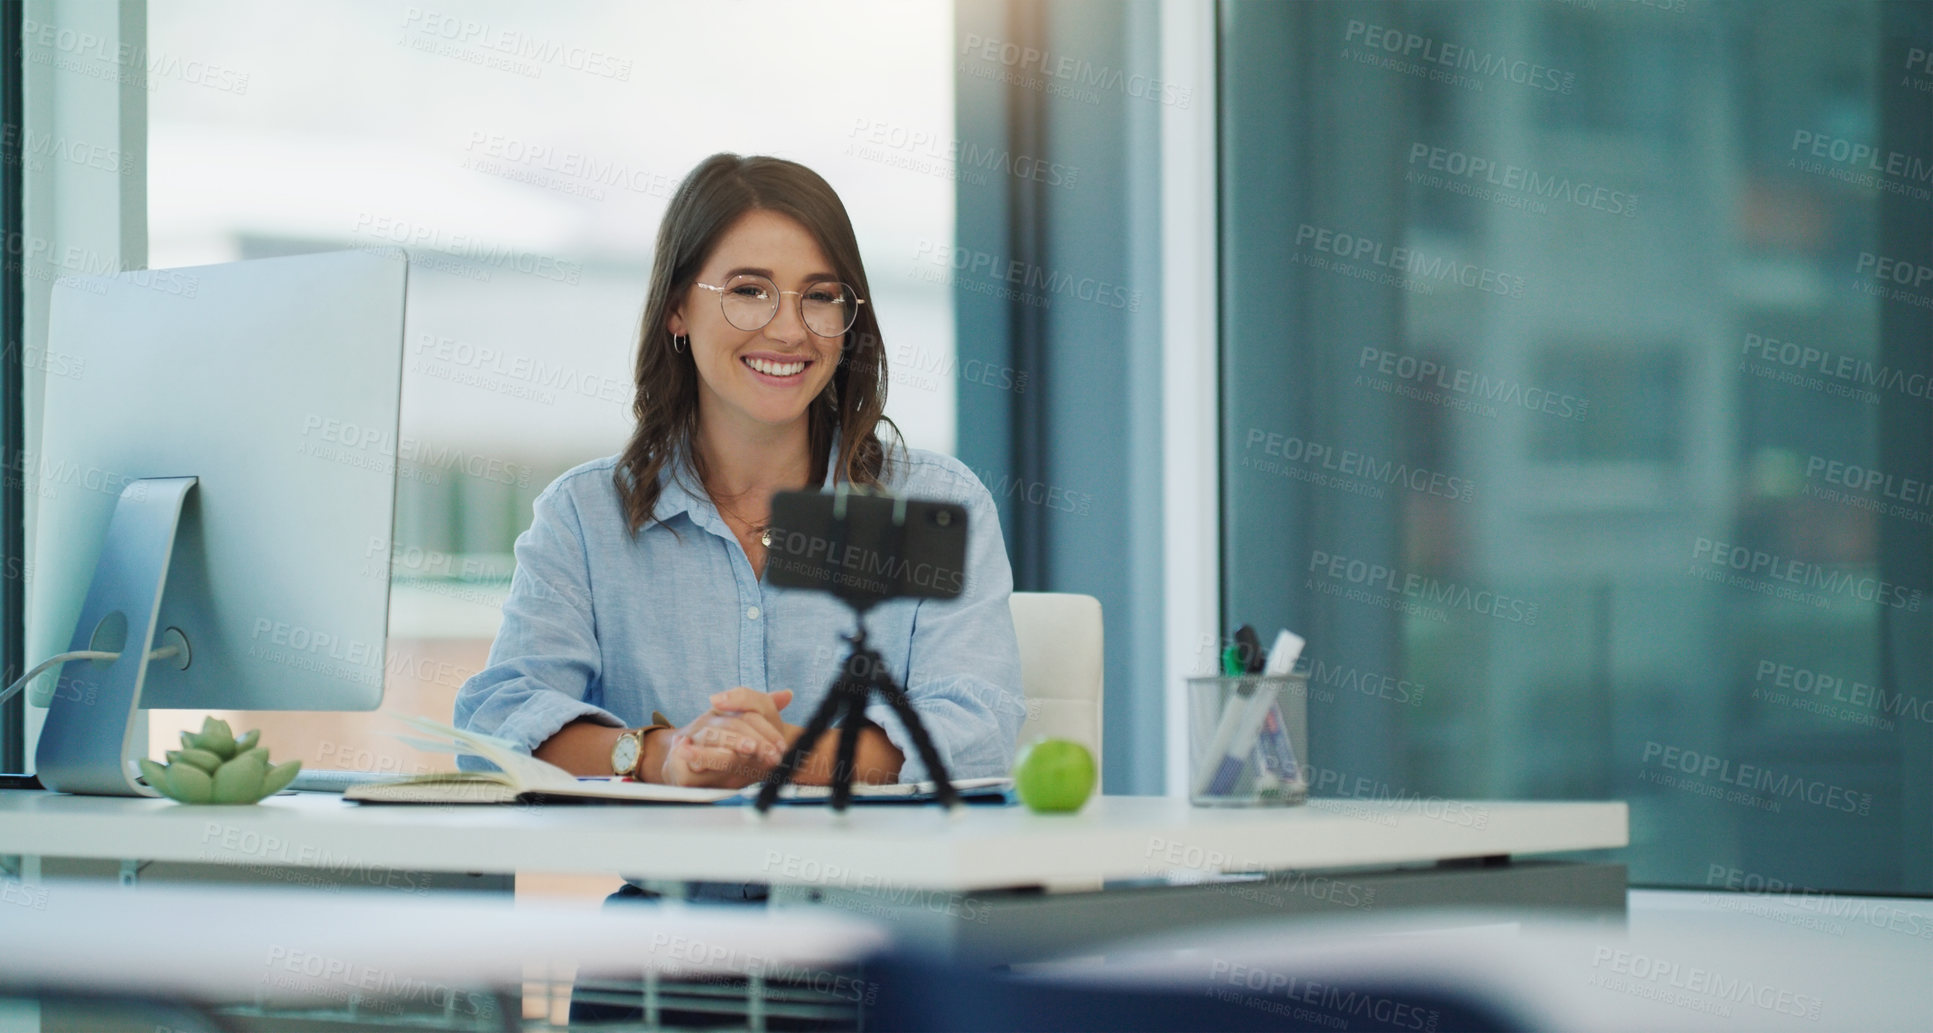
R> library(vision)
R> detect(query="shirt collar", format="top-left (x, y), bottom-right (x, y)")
top-left (648, 426), bottom-right (844, 536)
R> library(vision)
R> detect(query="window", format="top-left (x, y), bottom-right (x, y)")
top-left (143, 0), bottom-right (958, 770)
top-left (1222, 0), bottom-right (1933, 893)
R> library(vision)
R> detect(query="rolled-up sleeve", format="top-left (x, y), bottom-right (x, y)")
top-left (453, 485), bottom-right (622, 771)
top-left (865, 469), bottom-right (1026, 782)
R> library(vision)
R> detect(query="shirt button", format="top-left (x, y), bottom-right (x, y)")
top-left (746, 606), bottom-right (761, 620)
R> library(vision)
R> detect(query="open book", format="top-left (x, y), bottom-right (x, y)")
top-left (343, 714), bottom-right (1011, 806)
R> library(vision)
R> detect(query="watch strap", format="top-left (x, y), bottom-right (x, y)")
top-left (621, 711), bottom-right (677, 779)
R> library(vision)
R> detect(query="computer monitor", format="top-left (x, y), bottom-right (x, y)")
top-left (28, 249), bottom-right (407, 795)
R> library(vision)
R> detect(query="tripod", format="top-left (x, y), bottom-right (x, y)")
top-left (754, 611), bottom-right (959, 813)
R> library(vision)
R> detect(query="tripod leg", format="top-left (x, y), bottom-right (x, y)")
top-left (873, 676), bottom-right (961, 809)
top-left (829, 702), bottom-right (867, 812)
top-left (755, 685), bottom-right (845, 813)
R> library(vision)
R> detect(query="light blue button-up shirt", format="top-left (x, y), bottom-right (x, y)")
top-left (453, 440), bottom-right (1025, 783)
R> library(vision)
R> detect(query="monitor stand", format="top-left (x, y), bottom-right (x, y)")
top-left (35, 477), bottom-right (197, 796)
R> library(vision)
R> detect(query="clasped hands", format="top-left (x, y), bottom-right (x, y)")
top-left (660, 687), bottom-right (801, 788)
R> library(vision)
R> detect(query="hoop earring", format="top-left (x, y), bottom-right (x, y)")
top-left (672, 334), bottom-right (688, 354)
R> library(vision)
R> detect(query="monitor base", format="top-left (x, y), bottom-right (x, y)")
top-left (34, 477), bottom-right (197, 796)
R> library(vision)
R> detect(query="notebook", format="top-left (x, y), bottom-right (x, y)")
top-left (342, 714), bottom-right (1010, 805)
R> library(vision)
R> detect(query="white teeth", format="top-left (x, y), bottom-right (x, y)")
top-left (745, 357), bottom-right (806, 377)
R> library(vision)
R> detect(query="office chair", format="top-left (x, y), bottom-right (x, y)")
top-left (1010, 591), bottom-right (1105, 770)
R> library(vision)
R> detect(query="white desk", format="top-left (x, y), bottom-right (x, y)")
top-left (1, 879), bottom-right (887, 995)
top-left (0, 792), bottom-right (1622, 888)
top-left (0, 879), bottom-right (889, 1031)
top-left (0, 791), bottom-right (1629, 960)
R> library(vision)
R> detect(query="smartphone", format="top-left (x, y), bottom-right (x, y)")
top-left (764, 490), bottom-right (969, 609)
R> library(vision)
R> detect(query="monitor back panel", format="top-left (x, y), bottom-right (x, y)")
top-left (34, 249), bottom-right (407, 711)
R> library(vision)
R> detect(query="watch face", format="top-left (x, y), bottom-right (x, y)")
top-left (611, 733), bottom-right (641, 777)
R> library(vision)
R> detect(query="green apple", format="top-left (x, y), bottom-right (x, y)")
top-left (1014, 738), bottom-right (1097, 813)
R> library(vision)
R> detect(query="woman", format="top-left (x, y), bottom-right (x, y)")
top-left (454, 153), bottom-right (1024, 796)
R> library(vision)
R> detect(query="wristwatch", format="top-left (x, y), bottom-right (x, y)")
top-left (610, 711), bottom-right (675, 779)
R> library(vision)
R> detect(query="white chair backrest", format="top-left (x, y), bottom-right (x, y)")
top-left (1009, 592), bottom-right (1104, 772)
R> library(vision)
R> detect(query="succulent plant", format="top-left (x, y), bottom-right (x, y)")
top-left (139, 717), bottom-right (302, 804)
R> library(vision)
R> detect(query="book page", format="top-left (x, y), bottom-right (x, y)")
top-left (392, 714), bottom-right (579, 792)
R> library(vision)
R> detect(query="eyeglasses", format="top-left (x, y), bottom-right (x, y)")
top-left (693, 274), bottom-right (866, 338)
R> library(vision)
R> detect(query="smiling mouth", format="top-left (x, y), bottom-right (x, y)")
top-left (744, 356), bottom-right (810, 378)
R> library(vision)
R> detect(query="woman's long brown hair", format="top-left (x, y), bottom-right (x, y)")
top-left (615, 153), bottom-right (898, 536)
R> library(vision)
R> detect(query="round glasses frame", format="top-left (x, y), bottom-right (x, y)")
top-left (693, 274), bottom-right (867, 338)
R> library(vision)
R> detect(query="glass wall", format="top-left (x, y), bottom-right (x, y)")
top-left (1221, 0), bottom-right (1933, 892)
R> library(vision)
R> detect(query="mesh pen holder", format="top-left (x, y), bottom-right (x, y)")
top-left (1187, 669), bottom-right (1308, 807)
